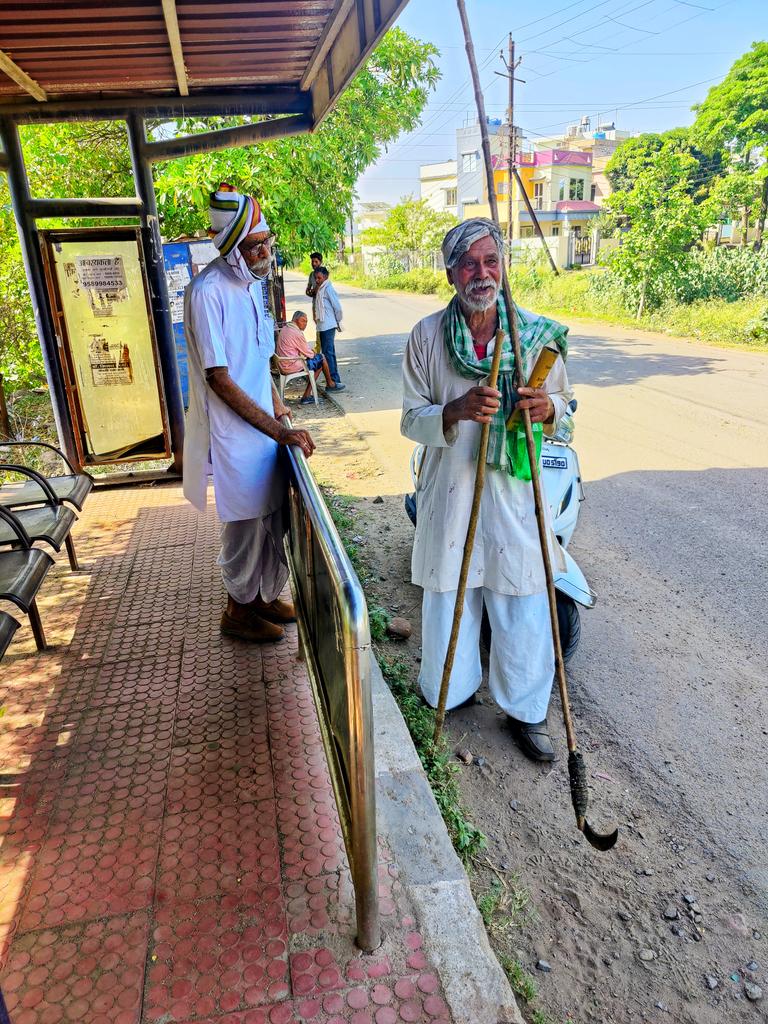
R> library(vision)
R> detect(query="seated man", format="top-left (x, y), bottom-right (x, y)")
top-left (276, 310), bottom-right (344, 403)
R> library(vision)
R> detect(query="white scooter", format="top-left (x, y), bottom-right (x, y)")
top-left (404, 399), bottom-right (595, 661)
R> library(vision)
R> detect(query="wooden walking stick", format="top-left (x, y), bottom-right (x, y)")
top-left (438, 0), bottom-right (618, 852)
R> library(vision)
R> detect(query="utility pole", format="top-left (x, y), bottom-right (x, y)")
top-left (499, 35), bottom-right (522, 264)
top-left (497, 37), bottom-right (559, 275)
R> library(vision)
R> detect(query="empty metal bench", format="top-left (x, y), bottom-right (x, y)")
top-left (0, 441), bottom-right (93, 512)
top-left (0, 509), bottom-right (54, 651)
top-left (0, 465), bottom-right (80, 571)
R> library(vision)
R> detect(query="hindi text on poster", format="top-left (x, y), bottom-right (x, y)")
top-left (76, 256), bottom-right (127, 293)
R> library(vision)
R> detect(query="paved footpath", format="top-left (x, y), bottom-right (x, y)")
top-left (0, 484), bottom-right (456, 1024)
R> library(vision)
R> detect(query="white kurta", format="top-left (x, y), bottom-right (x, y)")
top-left (183, 256), bottom-right (283, 523)
top-left (401, 308), bottom-right (572, 595)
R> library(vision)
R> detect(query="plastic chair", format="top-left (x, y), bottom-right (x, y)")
top-left (270, 354), bottom-right (319, 405)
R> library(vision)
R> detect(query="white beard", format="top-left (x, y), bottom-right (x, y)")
top-left (458, 277), bottom-right (499, 313)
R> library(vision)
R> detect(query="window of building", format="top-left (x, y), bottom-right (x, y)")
top-left (569, 178), bottom-right (585, 201)
top-left (552, 226), bottom-right (560, 237)
top-left (590, 183), bottom-right (597, 202)
top-left (461, 151), bottom-right (479, 173)
top-left (497, 180), bottom-right (509, 195)
top-left (521, 225), bottom-right (534, 238)
top-left (558, 178), bottom-right (566, 201)
top-left (446, 187), bottom-right (457, 206)
top-left (533, 183), bottom-right (544, 210)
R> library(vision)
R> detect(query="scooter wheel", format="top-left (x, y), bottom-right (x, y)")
top-left (556, 592), bottom-right (581, 664)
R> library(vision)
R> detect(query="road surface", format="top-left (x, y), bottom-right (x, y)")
top-left (285, 271), bottom-right (768, 902)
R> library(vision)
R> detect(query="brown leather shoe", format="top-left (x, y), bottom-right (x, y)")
top-left (221, 610), bottom-right (284, 643)
top-left (248, 596), bottom-right (297, 624)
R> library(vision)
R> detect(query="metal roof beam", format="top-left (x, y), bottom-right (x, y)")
top-left (0, 49), bottom-right (47, 103)
top-left (161, 0), bottom-right (189, 97)
top-left (24, 197), bottom-right (144, 218)
top-left (300, 0), bottom-right (355, 90)
top-left (142, 112), bottom-right (313, 162)
top-left (0, 87), bottom-right (312, 123)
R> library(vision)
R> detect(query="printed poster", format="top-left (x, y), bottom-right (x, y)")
top-left (51, 237), bottom-right (165, 460)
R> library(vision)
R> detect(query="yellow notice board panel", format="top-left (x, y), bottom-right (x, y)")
top-left (43, 230), bottom-right (169, 464)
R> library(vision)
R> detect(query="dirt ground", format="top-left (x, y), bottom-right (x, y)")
top-left (290, 389), bottom-right (767, 1024)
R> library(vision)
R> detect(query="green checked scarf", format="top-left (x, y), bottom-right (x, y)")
top-left (444, 295), bottom-right (569, 478)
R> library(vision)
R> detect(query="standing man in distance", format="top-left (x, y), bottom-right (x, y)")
top-left (305, 251), bottom-right (323, 298)
top-left (401, 218), bottom-right (571, 761)
top-left (313, 265), bottom-right (346, 392)
top-left (183, 184), bottom-right (315, 644)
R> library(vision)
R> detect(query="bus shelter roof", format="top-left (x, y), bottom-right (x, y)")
top-left (0, 0), bottom-right (409, 125)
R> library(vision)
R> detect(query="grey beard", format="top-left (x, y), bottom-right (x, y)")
top-left (248, 260), bottom-right (271, 279)
top-left (458, 281), bottom-right (499, 313)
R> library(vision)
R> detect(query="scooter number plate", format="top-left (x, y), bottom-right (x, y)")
top-left (542, 456), bottom-right (568, 469)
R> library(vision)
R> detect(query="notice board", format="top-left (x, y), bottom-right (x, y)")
top-left (41, 228), bottom-right (170, 465)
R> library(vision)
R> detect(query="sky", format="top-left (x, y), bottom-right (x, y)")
top-left (356, 0), bottom-right (766, 206)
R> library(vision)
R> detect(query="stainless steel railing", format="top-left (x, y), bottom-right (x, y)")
top-left (282, 435), bottom-right (380, 953)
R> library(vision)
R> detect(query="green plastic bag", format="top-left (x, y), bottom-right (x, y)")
top-left (506, 421), bottom-right (543, 480)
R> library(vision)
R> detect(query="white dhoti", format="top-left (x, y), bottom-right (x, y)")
top-left (419, 588), bottom-right (554, 723)
top-left (217, 508), bottom-right (289, 605)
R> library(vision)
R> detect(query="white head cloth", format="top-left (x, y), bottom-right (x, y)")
top-left (441, 217), bottom-right (503, 269)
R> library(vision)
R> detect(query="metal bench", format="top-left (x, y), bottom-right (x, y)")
top-left (0, 465), bottom-right (80, 571)
top-left (0, 441), bottom-right (93, 511)
top-left (0, 610), bottom-right (20, 659)
top-left (0, 510), bottom-right (53, 651)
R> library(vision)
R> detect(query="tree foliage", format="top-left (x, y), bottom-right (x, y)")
top-left (605, 127), bottom-right (722, 201)
top-left (602, 148), bottom-right (712, 316)
top-left (692, 42), bottom-right (768, 158)
top-left (362, 196), bottom-right (457, 251)
top-left (153, 28), bottom-right (439, 262)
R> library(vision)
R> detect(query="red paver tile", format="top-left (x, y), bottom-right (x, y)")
top-left (289, 948), bottom-right (346, 999)
top-left (145, 894), bottom-right (289, 1020)
top-left (157, 798), bottom-right (280, 902)
top-left (2, 911), bottom-right (149, 1024)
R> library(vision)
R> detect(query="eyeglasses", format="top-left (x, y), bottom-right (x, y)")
top-left (240, 234), bottom-right (275, 255)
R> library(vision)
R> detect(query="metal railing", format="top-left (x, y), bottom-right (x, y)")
top-left (282, 432), bottom-right (380, 952)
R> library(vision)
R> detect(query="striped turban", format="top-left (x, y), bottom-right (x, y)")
top-left (209, 183), bottom-right (269, 257)
top-left (441, 217), bottom-right (503, 270)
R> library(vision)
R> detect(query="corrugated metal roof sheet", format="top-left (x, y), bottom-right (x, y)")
top-left (0, 1), bottom-right (334, 98)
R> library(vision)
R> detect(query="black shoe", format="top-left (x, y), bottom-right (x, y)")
top-left (508, 717), bottom-right (555, 762)
top-left (420, 693), bottom-right (476, 713)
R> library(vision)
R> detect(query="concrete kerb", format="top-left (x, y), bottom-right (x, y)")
top-left (371, 659), bottom-right (524, 1024)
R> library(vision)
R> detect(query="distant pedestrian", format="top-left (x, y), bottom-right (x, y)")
top-left (277, 310), bottom-right (344, 403)
top-left (312, 266), bottom-right (345, 389)
top-left (305, 251), bottom-right (323, 298)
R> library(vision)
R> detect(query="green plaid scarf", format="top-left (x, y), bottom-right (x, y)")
top-left (443, 295), bottom-right (568, 476)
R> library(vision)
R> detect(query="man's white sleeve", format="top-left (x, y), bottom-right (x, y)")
top-left (401, 324), bottom-right (458, 447)
top-left (188, 284), bottom-right (227, 370)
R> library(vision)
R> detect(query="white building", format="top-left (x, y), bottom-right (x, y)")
top-left (419, 159), bottom-right (458, 216)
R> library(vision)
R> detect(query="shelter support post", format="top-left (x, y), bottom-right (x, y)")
top-left (126, 113), bottom-right (185, 473)
top-left (0, 117), bottom-right (79, 465)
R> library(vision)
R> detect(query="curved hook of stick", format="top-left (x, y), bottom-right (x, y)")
top-left (569, 751), bottom-right (618, 852)
top-left (580, 818), bottom-right (619, 852)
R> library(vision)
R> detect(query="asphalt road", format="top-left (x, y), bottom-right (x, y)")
top-left (285, 272), bottom-right (768, 901)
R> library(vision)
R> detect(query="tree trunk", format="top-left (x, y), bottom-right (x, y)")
top-left (741, 204), bottom-right (750, 247)
top-left (637, 273), bottom-right (648, 319)
top-left (753, 175), bottom-right (768, 251)
top-left (0, 373), bottom-right (12, 441)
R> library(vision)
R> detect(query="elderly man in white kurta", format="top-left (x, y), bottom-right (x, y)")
top-left (184, 185), bottom-right (315, 643)
top-left (401, 218), bottom-right (572, 761)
